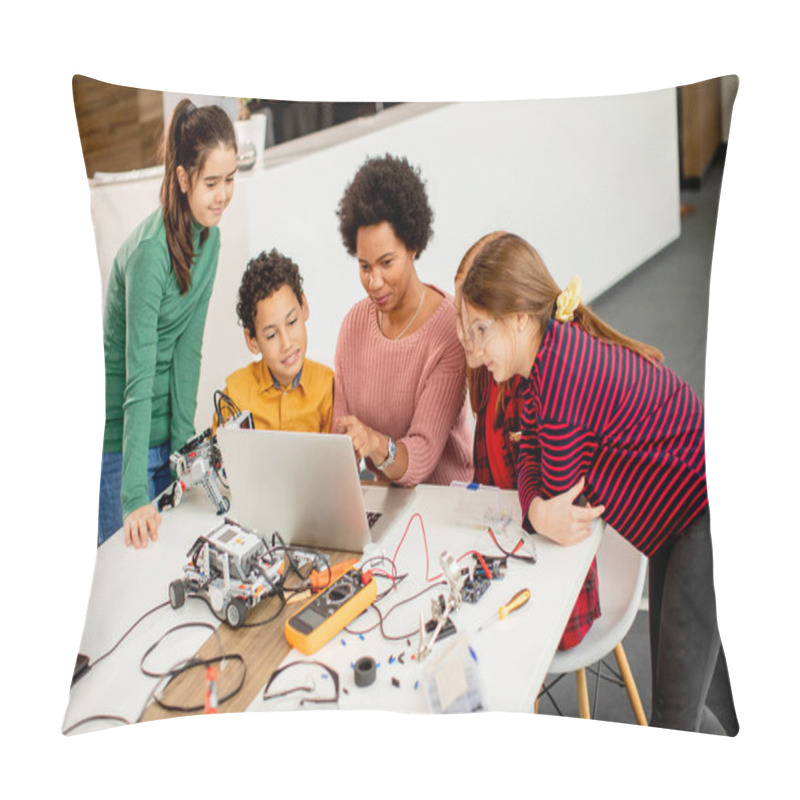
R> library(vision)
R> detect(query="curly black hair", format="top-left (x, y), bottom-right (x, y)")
top-left (336, 154), bottom-right (434, 258)
top-left (236, 248), bottom-right (304, 337)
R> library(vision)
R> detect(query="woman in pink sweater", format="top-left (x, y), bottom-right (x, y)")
top-left (332, 154), bottom-right (473, 486)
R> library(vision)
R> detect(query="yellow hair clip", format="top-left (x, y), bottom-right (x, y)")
top-left (555, 275), bottom-right (582, 322)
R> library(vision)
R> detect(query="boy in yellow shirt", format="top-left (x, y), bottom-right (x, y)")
top-left (221, 249), bottom-right (333, 432)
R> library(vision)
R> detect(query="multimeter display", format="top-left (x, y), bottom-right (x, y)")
top-left (285, 569), bottom-right (377, 654)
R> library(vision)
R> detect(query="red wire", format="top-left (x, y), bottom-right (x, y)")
top-left (488, 526), bottom-right (525, 555)
top-left (392, 512), bottom-right (496, 583)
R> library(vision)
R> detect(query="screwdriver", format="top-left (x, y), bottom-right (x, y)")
top-left (477, 588), bottom-right (531, 632)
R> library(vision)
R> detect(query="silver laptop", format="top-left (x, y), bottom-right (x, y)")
top-left (216, 427), bottom-right (414, 552)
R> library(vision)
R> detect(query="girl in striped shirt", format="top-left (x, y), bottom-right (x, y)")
top-left (459, 232), bottom-right (736, 734)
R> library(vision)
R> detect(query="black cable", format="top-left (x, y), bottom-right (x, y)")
top-left (213, 389), bottom-right (243, 427)
top-left (65, 614), bottom-right (243, 732)
top-left (262, 660), bottom-right (339, 705)
top-left (239, 592), bottom-right (286, 628)
top-left (62, 715), bottom-right (131, 735)
top-left (488, 527), bottom-right (538, 563)
top-left (150, 654), bottom-right (247, 714)
top-left (186, 590), bottom-right (287, 629)
top-left (139, 621), bottom-right (222, 678)
top-left (88, 601), bottom-right (171, 671)
top-left (345, 579), bottom-right (447, 640)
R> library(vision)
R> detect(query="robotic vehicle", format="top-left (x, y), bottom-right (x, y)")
top-left (169, 520), bottom-right (284, 628)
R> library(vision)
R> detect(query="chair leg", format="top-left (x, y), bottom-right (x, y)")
top-left (613, 642), bottom-right (648, 726)
top-left (575, 669), bottom-right (591, 719)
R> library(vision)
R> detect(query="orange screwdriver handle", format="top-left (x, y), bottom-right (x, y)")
top-left (498, 588), bottom-right (531, 620)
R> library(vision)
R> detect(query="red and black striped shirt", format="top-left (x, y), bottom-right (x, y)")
top-left (518, 320), bottom-right (708, 557)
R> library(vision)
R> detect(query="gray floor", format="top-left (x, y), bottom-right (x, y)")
top-left (535, 154), bottom-right (735, 730)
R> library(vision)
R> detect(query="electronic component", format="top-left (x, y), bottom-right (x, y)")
top-left (421, 635), bottom-right (486, 713)
top-left (214, 390), bottom-right (254, 431)
top-left (285, 568), bottom-right (378, 654)
top-left (160, 393), bottom-right (253, 515)
top-left (204, 665), bottom-right (219, 714)
top-left (460, 554), bottom-right (507, 603)
top-left (417, 551), bottom-right (466, 660)
top-left (425, 615), bottom-right (457, 640)
top-left (169, 520), bottom-right (284, 627)
top-left (354, 657), bottom-right (377, 687)
top-left (166, 428), bottom-right (229, 514)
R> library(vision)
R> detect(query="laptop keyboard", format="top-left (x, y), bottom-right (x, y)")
top-left (366, 511), bottom-right (383, 529)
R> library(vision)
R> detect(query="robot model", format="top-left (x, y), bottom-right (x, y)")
top-left (162, 428), bottom-right (230, 514)
top-left (158, 392), bottom-right (252, 515)
top-left (169, 520), bottom-right (284, 628)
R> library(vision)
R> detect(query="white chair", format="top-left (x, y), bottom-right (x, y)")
top-left (537, 523), bottom-right (649, 725)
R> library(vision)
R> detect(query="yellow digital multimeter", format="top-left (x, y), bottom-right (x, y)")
top-left (284, 569), bottom-right (377, 654)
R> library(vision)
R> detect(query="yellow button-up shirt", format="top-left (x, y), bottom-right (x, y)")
top-left (219, 357), bottom-right (333, 433)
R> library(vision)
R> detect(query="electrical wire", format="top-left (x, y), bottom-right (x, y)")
top-left (213, 389), bottom-right (243, 427)
top-left (150, 654), bottom-right (247, 714)
top-left (488, 527), bottom-right (537, 563)
top-left (88, 601), bottom-right (171, 671)
top-left (262, 660), bottom-right (340, 705)
top-left (345, 578), bottom-right (447, 640)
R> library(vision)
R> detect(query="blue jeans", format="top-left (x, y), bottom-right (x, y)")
top-left (97, 442), bottom-right (172, 546)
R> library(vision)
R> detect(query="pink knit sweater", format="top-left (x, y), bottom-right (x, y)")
top-left (332, 286), bottom-right (473, 487)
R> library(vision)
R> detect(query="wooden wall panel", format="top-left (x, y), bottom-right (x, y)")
top-left (72, 76), bottom-right (164, 178)
top-left (680, 77), bottom-right (722, 185)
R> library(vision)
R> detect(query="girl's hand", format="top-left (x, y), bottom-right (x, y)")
top-left (124, 504), bottom-right (161, 549)
top-left (337, 415), bottom-right (383, 462)
top-left (528, 477), bottom-right (604, 546)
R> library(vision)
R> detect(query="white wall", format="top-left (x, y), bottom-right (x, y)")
top-left (89, 92), bottom-right (680, 430)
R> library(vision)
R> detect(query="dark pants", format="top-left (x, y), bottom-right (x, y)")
top-left (647, 509), bottom-right (738, 734)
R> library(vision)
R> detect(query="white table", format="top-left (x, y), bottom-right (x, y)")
top-left (63, 483), bottom-right (601, 731)
top-left (247, 483), bottom-right (602, 714)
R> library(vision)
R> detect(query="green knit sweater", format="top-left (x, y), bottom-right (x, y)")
top-left (102, 207), bottom-right (220, 517)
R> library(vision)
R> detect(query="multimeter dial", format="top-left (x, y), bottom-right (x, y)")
top-left (325, 579), bottom-right (356, 606)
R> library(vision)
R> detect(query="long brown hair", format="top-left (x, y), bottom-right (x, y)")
top-left (455, 231), bottom-right (511, 424)
top-left (461, 232), bottom-right (663, 363)
top-left (159, 100), bottom-right (236, 294)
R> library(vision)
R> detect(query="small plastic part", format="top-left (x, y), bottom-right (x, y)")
top-left (354, 657), bottom-right (376, 687)
top-left (226, 597), bottom-right (248, 628)
top-left (310, 558), bottom-right (358, 591)
top-left (169, 580), bottom-right (186, 609)
top-left (420, 635), bottom-right (487, 713)
top-left (204, 665), bottom-right (219, 714)
top-left (424, 616), bottom-right (457, 641)
top-left (391, 677), bottom-right (400, 688)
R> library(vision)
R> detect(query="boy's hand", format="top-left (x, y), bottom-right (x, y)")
top-left (337, 415), bottom-right (382, 462)
top-left (124, 504), bottom-right (161, 549)
top-left (527, 477), bottom-right (604, 546)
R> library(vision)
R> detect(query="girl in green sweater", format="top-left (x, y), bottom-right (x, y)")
top-left (99, 99), bottom-right (237, 548)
